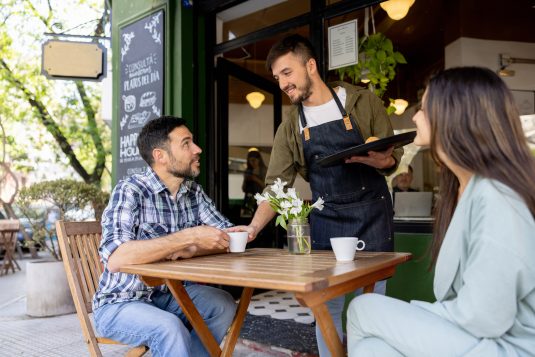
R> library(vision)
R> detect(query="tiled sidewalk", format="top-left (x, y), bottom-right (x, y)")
top-left (0, 257), bottom-right (318, 356)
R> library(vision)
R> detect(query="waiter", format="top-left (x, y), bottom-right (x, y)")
top-left (241, 34), bottom-right (403, 356)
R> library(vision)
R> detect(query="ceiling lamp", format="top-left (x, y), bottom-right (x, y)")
top-left (391, 99), bottom-right (409, 115)
top-left (246, 91), bottom-right (265, 109)
top-left (380, 0), bottom-right (415, 20)
top-left (360, 69), bottom-right (371, 83)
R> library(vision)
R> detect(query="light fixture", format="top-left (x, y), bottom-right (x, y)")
top-left (497, 54), bottom-right (535, 77)
top-left (360, 69), bottom-right (370, 83)
top-left (246, 91), bottom-right (265, 109)
top-left (391, 99), bottom-right (409, 115)
top-left (380, 0), bottom-right (415, 20)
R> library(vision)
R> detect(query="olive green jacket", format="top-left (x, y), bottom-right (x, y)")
top-left (263, 81), bottom-right (402, 193)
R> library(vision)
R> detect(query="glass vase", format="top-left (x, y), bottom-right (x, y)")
top-left (287, 217), bottom-right (311, 255)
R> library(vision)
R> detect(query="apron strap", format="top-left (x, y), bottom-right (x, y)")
top-left (298, 104), bottom-right (311, 141)
top-left (327, 86), bottom-right (353, 131)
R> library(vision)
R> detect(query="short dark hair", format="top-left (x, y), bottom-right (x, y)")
top-left (137, 116), bottom-right (187, 165)
top-left (266, 34), bottom-right (317, 72)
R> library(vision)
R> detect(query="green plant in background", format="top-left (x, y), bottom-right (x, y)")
top-left (336, 33), bottom-right (407, 114)
top-left (17, 179), bottom-right (109, 260)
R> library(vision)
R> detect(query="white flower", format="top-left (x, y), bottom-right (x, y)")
top-left (271, 178), bottom-right (287, 197)
top-left (291, 198), bottom-right (303, 208)
top-left (290, 206), bottom-right (302, 215)
top-left (286, 187), bottom-right (298, 200)
top-left (311, 197), bottom-right (325, 211)
top-left (280, 200), bottom-right (293, 209)
top-left (254, 192), bottom-right (269, 204)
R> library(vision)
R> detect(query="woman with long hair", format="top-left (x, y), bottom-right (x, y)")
top-left (241, 149), bottom-right (267, 217)
top-left (346, 67), bottom-right (535, 356)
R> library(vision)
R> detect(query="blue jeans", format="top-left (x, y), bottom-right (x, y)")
top-left (316, 280), bottom-right (386, 357)
top-left (94, 284), bottom-right (236, 357)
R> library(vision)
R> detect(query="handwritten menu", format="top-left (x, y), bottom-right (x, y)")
top-left (117, 9), bottom-right (164, 181)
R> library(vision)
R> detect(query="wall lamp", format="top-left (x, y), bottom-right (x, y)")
top-left (498, 54), bottom-right (535, 77)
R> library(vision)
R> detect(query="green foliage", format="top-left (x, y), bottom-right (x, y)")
top-left (17, 179), bottom-right (109, 260)
top-left (336, 33), bottom-right (407, 99)
top-left (0, 0), bottom-right (111, 185)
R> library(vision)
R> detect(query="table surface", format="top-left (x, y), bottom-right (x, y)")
top-left (120, 248), bottom-right (411, 293)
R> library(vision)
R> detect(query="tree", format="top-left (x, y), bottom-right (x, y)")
top-left (0, 0), bottom-right (111, 186)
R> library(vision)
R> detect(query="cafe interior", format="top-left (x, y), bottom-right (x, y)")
top-left (112, 0), bottom-right (535, 302)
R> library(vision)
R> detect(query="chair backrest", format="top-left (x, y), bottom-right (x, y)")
top-left (56, 220), bottom-right (103, 314)
top-left (56, 220), bottom-right (104, 356)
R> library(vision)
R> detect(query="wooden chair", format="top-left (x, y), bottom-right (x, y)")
top-left (0, 219), bottom-right (21, 275)
top-left (56, 220), bottom-right (148, 357)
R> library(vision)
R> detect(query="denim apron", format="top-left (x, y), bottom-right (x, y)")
top-left (300, 87), bottom-right (394, 251)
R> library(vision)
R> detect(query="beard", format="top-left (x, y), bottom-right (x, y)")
top-left (167, 154), bottom-right (200, 179)
top-left (285, 73), bottom-right (313, 105)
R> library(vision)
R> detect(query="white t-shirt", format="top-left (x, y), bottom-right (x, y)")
top-left (299, 87), bottom-right (347, 132)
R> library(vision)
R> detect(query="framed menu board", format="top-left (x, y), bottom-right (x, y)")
top-left (117, 9), bottom-right (164, 181)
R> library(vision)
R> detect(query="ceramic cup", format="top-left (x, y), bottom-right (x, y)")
top-left (330, 237), bottom-right (366, 261)
top-left (228, 231), bottom-right (248, 253)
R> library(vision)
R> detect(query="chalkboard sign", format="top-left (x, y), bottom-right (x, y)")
top-left (117, 9), bottom-right (164, 181)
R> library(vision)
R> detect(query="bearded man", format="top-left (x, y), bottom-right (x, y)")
top-left (239, 34), bottom-right (403, 356)
top-left (93, 116), bottom-right (236, 357)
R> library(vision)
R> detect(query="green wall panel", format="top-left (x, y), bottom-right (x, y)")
top-left (386, 233), bottom-right (436, 302)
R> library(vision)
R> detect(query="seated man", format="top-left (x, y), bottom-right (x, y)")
top-left (93, 116), bottom-right (237, 357)
top-left (392, 165), bottom-right (418, 193)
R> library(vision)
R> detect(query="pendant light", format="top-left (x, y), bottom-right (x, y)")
top-left (246, 91), bottom-right (265, 109)
top-left (380, 0), bottom-right (415, 20)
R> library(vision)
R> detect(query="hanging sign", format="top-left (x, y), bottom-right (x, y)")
top-left (328, 19), bottom-right (358, 70)
top-left (117, 9), bottom-right (165, 181)
top-left (41, 40), bottom-right (106, 80)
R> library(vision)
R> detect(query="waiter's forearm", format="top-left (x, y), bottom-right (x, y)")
top-left (250, 201), bottom-right (276, 233)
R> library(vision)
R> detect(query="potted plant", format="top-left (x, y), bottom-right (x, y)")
top-left (336, 32), bottom-right (407, 114)
top-left (17, 179), bottom-right (109, 317)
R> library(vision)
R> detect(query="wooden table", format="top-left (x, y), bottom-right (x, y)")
top-left (0, 220), bottom-right (21, 276)
top-left (120, 248), bottom-right (411, 357)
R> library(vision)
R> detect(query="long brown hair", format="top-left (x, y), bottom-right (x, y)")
top-left (426, 67), bottom-right (535, 264)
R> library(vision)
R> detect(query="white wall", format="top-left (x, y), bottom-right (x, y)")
top-left (229, 103), bottom-right (312, 200)
top-left (445, 37), bottom-right (535, 91)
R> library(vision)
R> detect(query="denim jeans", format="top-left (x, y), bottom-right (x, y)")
top-left (94, 283), bottom-right (236, 357)
top-left (316, 280), bottom-right (386, 357)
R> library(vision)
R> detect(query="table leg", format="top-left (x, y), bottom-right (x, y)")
top-left (165, 279), bottom-right (222, 357)
top-left (309, 303), bottom-right (345, 357)
top-left (363, 283), bottom-right (375, 293)
top-left (220, 287), bottom-right (254, 357)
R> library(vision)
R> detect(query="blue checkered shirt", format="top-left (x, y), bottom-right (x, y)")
top-left (93, 167), bottom-right (232, 310)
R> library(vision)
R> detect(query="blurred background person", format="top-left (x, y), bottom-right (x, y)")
top-left (392, 165), bottom-right (418, 193)
top-left (241, 148), bottom-right (267, 217)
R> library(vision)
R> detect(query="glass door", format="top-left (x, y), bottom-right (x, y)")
top-left (215, 58), bottom-right (282, 247)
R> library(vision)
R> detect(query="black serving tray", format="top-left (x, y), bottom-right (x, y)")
top-left (317, 131), bottom-right (417, 167)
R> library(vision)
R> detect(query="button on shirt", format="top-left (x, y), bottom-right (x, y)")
top-left (93, 167), bottom-right (232, 310)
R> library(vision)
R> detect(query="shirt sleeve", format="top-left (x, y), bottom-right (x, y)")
top-left (197, 186), bottom-right (233, 229)
top-left (99, 182), bottom-right (140, 264)
top-left (431, 189), bottom-right (535, 338)
top-left (263, 119), bottom-right (300, 194)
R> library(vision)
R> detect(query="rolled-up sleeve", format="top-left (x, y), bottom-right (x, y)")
top-left (99, 182), bottom-right (140, 264)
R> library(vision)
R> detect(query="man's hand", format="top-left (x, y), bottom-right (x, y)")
top-left (344, 146), bottom-right (395, 169)
top-left (187, 225), bottom-right (230, 250)
top-left (226, 225), bottom-right (258, 242)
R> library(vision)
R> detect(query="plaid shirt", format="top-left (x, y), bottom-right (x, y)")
top-left (93, 167), bottom-right (232, 310)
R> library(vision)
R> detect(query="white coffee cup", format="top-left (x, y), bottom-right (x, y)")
top-left (228, 232), bottom-right (248, 253)
top-left (330, 237), bottom-right (366, 261)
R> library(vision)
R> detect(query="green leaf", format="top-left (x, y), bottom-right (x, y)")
top-left (394, 52), bottom-right (407, 64)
